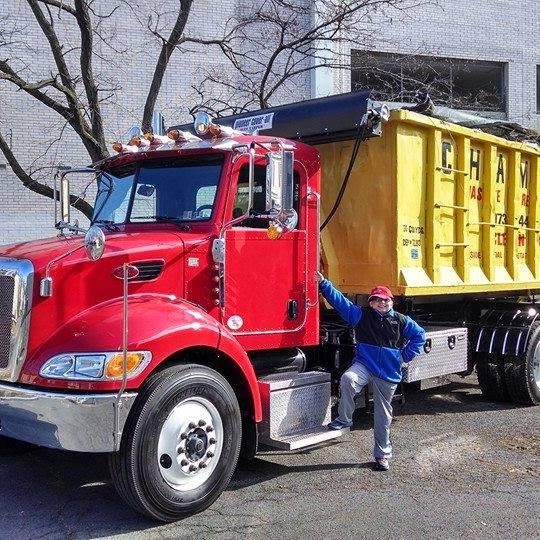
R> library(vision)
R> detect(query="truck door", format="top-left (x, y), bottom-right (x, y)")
top-left (222, 160), bottom-right (307, 348)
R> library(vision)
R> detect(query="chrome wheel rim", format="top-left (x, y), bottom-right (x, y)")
top-left (533, 340), bottom-right (540, 391)
top-left (157, 397), bottom-right (223, 491)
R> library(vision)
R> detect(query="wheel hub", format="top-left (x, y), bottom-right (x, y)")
top-left (157, 397), bottom-right (224, 492)
top-left (184, 429), bottom-right (208, 461)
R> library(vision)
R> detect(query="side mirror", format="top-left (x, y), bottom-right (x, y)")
top-left (60, 173), bottom-right (70, 224)
top-left (84, 225), bottom-right (106, 261)
top-left (265, 150), bottom-right (297, 239)
top-left (266, 150), bottom-right (294, 213)
top-left (54, 167), bottom-right (96, 234)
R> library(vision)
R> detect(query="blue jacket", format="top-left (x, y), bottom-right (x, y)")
top-left (320, 279), bottom-right (425, 383)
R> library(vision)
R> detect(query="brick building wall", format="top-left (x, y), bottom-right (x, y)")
top-left (332, 0), bottom-right (540, 128)
top-left (0, 0), bottom-right (538, 244)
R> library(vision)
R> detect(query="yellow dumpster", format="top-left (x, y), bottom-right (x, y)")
top-left (318, 109), bottom-right (540, 297)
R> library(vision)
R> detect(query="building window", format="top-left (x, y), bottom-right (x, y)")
top-left (537, 65), bottom-right (540, 113)
top-left (351, 51), bottom-right (507, 113)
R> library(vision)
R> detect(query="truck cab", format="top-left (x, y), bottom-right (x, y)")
top-left (0, 114), bottom-right (340, 522)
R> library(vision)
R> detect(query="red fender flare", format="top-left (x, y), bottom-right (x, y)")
top-left (21, 294), bottom-right (261, 420)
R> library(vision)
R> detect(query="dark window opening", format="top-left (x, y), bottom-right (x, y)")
top-left (351, 50), bottom-right (506, 113)
top-left (93, 155), bottom-right (224, 225)
top-left (233, 164), bottom-right (300, 228)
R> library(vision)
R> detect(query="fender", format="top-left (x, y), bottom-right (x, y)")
top-left (20, 294), bottom-right (262, 420)
top-left (469, 307), bottom-right (540, 356)
top-left (216, 326), bottom-right (262, 421)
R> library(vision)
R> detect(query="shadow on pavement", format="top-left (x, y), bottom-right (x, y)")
top-left (395, 379), bottom-right (522, 417)
top-left (0, 449), bottom-right (158, 535)
top-left (0, 444), bottom-right (374, 535)
top-left (230, 457), bottom-right (376, 491)
top-left (0, 377), bottom-right (526, 536)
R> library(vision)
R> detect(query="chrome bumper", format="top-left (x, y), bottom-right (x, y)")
top-left (0, 383), bottom-right (137, 452)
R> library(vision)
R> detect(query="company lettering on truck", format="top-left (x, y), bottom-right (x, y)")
top-left (470, 148), bottom-right (482, 200)
top-left (517, 158), bottom-right (530, 259)
top-left (440, 140), bottom-right (533, 261)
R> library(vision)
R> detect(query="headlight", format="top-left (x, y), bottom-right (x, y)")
top-left (40, 351), bottom-right (151, 380)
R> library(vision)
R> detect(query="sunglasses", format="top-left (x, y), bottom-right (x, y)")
top-left (370, 297), bottom-right (392, 303)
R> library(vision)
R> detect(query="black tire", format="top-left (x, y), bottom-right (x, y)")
top-left (109, 364), bottom-right (242, 522)
top-left (0, 435), bottom-right (35, 455)
top-left (503, 323), bottom-right (540, 406)
top-left (476, 353), bottom-right (509, 401)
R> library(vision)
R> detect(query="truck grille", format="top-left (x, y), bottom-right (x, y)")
top-left (0, 275), bottom-right (15, 368)
top-left (0, 258), bottom-right (34, 381)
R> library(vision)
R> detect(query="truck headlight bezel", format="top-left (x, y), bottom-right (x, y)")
top-left (39, 351), bottom-right (152, 381)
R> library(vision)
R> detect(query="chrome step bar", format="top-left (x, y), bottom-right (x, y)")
top-left (261, 426), bottom-right (349, 451)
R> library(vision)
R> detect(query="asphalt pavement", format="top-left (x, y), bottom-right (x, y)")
top-left (1, 374), bottom-right (538, 540)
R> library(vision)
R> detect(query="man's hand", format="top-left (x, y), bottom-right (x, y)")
top-left (316, 271), bottom-right (324, 283)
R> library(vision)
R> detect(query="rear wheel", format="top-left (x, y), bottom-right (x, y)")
top-left (476, 353), bottom-right (509, 401)
top-left (503, 323), bottom-right (540, 405)
top-left (109, 364), bottom-right (242, 522)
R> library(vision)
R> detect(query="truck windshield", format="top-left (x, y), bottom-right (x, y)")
top-left (92, 154), bottom-right (224, 225)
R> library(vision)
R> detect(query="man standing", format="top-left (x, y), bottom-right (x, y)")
top-left (318, 273), bottom-right (425, 471)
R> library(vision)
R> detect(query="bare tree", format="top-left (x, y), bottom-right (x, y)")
top-left (0, 0), bottom-right (199, 217)
top-left (190, 0), bottom-right (430, 116)
top-left (0, 0), bottom-right (438, 218)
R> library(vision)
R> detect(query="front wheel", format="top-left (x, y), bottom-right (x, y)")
top-left (109, 364), bottom-right (242, 522)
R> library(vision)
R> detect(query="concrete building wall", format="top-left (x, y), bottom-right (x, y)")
top-left (0, 0), bottom-right (538, 244)
top-left (0, 0), bottom-right (242, 243)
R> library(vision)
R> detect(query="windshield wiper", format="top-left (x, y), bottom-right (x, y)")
top-left (92, 220), bottom-right (120, 231)
top-left (146, 216), bottom-right (191, 230)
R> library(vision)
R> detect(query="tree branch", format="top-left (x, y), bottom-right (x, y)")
top-left (141, 0), bottom-right (193, 132)
top-left (28, 0), bottom-right (77, 103)
top-left (38, 0), bottom-right (76, 16)
top-left (27, 0), bottom-right (106, 159)
top-left (0, 128), bottom-right (93, 218)
top-left (0, 60), bottom-right (71, 116)
top-left (74, 0), bottom-right (106, 151)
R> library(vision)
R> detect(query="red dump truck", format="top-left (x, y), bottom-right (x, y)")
top-left (0, 91), bottom-right (538, 521)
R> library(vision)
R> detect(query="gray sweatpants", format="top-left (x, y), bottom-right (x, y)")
top-left (337, 362), bottom-right (398, 459)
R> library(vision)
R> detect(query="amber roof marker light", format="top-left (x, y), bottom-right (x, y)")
top-left (112, 142), bottom-right (138, 153)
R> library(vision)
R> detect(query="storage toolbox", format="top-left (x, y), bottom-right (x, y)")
top-left (403, 326), bottom-right (468, 383)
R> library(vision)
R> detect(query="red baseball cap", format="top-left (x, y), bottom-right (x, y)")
top-left (368, 285), bottom-right (394, 301)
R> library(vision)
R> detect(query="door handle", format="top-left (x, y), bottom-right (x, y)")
top-left (287, 300), bottom-right (298, 320)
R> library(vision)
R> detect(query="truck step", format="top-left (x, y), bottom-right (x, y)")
top-left (260, 426), bottom-right (350, 450)
top-left (258, 370), bottom-right (343, 451)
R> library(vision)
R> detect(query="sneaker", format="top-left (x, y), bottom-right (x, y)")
top-left (374, 457), bottom-right (390, 471)
top-left (327, 419), bottom-right (352, 430)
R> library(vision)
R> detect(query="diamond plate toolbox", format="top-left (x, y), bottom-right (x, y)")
top-left (403, 326), bottom-right (468, 383)
top-left (258, 371), bottom-right (332, 439)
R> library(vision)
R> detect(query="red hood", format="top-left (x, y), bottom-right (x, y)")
top-left (0, 227), bottom-right (191, 272)
top-left (0, 235), bottom-right (83, 267)
top-left (0, 227), bottom-right (217, 372)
